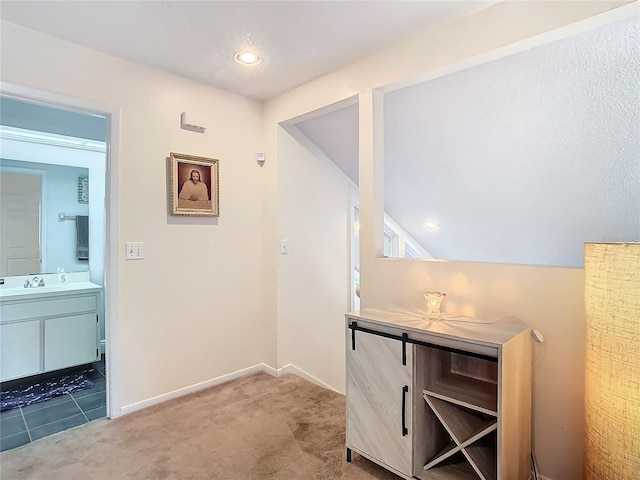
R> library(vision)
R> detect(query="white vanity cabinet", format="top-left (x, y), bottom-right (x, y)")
top-left (0, 282), bottom-right (102, 382)
top-left (346, 306), bottom-right (532, 480)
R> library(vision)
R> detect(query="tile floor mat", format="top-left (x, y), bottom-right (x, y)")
top-left (1, 372), bottom-right (94, 412)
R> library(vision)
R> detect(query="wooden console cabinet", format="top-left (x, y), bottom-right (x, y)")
top-left (345, 305), bottom-right (532, 480)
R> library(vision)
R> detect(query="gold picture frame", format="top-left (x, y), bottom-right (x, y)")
top-left (170, 152), bottom-right (219, 216)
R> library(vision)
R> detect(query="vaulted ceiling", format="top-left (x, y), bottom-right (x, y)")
top-left (295, 15), bottom-right (640, 267)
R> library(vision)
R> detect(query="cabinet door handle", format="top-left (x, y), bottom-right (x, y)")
top-left (351, 322), bottom-right (357, 350)
top-left (402, 385), bottom-right (409, 436)
top-left (402, 333), bottom-right (408, 365)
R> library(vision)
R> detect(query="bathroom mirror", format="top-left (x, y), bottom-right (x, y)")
top-left (0, 160), bottom-right (90, 276)
top-left (0, 96), bottom-right (106, 277)
top-left (382, 15), bottom-right (639, 268)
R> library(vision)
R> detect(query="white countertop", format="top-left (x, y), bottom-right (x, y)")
top-left (0, 272), bottom-right (103, 302)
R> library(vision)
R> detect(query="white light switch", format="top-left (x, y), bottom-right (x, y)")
top-left (125, 242), bottom-right (144, 260)
top-left (280, 239), bottom-right (288, 254)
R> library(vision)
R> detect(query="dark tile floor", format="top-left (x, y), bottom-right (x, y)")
top-left (0, 357), bottom-right (106, 452)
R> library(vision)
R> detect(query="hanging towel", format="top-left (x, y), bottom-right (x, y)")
top-left (76, 215), bottom-right (89, 260)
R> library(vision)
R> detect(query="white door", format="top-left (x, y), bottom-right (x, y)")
top-left (0, 173), bottom-right (41, 276)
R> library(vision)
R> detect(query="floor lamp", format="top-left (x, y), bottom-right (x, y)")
top-left (584, 242), bottom-right (639, 479)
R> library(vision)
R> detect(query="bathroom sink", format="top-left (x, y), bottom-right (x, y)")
top-left (0, 282), bottom-right (102, 301)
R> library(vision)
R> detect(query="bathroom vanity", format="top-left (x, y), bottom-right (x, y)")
top-left (0, 273), bottom-right (102, 382)
top-left (345, 305), bottom-right (532, 480)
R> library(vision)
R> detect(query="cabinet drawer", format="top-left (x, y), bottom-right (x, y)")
top-left (0, 295), bottom-right (98, 322)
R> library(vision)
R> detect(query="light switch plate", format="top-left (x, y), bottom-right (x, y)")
top-left (125, 242), bottom-right (144, 260)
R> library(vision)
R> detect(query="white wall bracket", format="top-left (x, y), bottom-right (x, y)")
top-left (180, 112), bottom-right (206, 134)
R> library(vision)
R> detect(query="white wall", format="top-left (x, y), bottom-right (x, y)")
top-left (276, 125), bottom-right (354, 392)
top-left (264, 2), bottom-right (636, 480)
top-left (1, 21), bottom-right (267, 413)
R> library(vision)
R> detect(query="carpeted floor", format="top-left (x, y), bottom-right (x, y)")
top-left (0, 372), bottom-right (400, 479)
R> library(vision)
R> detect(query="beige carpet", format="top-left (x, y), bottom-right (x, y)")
top-left (0, 372), bottom-right (400, 480)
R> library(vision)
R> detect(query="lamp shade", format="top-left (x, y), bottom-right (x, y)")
top-left (584, 242), bottom-right (640, 479)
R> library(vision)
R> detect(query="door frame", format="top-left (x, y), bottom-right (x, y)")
top-left (0, 81), bottom-right (122, 418)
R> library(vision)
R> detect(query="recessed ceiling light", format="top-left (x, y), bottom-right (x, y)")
top-left (234, 51), bottom-right (262, 65)
top-left (423, 221), bottom-right (440, 231)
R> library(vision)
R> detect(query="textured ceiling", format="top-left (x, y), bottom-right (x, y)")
top-left (297, 15), bottom-right (640, 267)
top-left (0, 0), bottom-right (493, 101)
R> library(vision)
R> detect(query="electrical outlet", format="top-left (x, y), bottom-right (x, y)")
top-left (125, 242), bottom-right (145, 260)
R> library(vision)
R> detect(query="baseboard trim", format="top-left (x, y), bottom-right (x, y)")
top-left (119, 362), bottom-right (341, 416)
top-left (260, 363), bottom-right (281, 377)
top-left (119, 363), bottom-right (275, 416)
top-left (279, 364), bottom-right (341, 393)
top-left (259, 363), bottom-right (340, 393)
top-left (530, 473), bottom-right (552, 480)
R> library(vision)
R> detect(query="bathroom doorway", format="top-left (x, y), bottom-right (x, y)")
top-left (0, 83), bottom-right (120, 450)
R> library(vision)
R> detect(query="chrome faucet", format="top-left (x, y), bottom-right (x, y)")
top-left (24, 276), bottom-right (45, 288)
